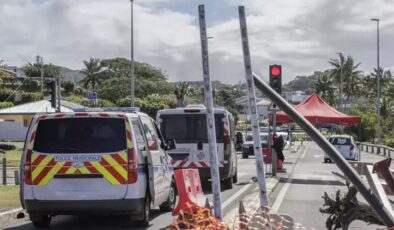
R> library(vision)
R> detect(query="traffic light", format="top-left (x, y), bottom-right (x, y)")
top-left (44, 80), bottom-right (57, 108)
top-left (269, 65), bottom-right (282, 95)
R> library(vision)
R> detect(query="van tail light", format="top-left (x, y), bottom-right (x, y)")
top-left (350, 144), bottom-right (355, 150)
top-left (223, 121), bottom-right (230, 154)
top-left (24, 149), bottom-right (32, 185)
top-left (127, 148), bottom-right (138, 184)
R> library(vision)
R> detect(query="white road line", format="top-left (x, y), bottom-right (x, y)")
top-left (271, 146), bottom-right (307, 212)
top-left (222, 183), bottom-right (253, 210)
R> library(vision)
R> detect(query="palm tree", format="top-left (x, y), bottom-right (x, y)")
top-left (329, 54), bottom-right (361, 109)
top-left (315, 72), bottom-right (336, 106)
top-left (174, 82), bottom-right (191, 107)
top-left (79, 58), bottom-right (103, 91)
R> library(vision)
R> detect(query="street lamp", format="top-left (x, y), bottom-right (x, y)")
top-left (371, 18), bottom-right (381, 144)
top-left (336, 52), bottom-right (343, 113)
top-left (130, 0), bottom-right (135, 107)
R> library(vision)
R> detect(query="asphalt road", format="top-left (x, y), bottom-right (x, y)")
top-left (1, 153), bottom-right (259, 230)
top-left (268, 142), bottom-right (387, 229)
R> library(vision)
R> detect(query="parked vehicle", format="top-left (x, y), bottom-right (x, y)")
top-left (157, 105), bottom-right (237, 189)
top-left (325, 134), bottom-right (359, 162)
top-left (20, 111), bottom-right (176, 228)
top-left (241, 133), bottom-right (269, 159)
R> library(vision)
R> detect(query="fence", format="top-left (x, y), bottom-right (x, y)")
top-left (357, 142), bottom-right (394, 158)
top-left (0, 122), bottom-right (28, 141)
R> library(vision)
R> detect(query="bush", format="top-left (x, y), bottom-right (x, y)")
top-left (62, 80), bottom-right (75, 96)
top-left (62, 95), bottom-right (85, 104)
top-left (0, 102), bottom-right (14, 109)
top-left (383, 131), bottom-right (394, 148)
top-left (135, 94), bottom-right (170, 118)
top-left (19, 92), bottom-right (43, 104)
top-left (0, 88), bottom-right (14, 102)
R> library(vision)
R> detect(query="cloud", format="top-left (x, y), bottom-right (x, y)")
top-left (0, 0), bottom-right (393, 84)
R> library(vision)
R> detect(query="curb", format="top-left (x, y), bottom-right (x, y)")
top-left (0, 208), bottom-right (26, 225)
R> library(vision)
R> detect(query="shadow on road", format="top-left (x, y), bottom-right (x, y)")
top-left (4, 208), bottom-right (171, 230)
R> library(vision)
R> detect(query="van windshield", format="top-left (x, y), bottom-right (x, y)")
top-left (33, 118), bottom-right (127, 153)
top-left (329, 137), bottom-right (351, 145)
top-left (160, 114), bottom-right (224, 143)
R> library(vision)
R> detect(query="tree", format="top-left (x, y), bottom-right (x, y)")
top-left (0, 60), bottom-right (11, 79)
top-left (96, 58), bottom-right (174, 100)
top-left (174, 82), bottom-right (191, 107)
top-left (79, 58), bottom-right (103, 91)
top-left (329, 54), bottom-right (361, 110)
top-left (315, 72), bottom-right (336, 106)
top-left (23, 63), bottom-right (61, 79)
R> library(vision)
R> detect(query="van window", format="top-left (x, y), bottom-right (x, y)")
top-left (33, 118), bottom-right (126, 153)
top-left (132, 119), bottom-right (147, 151)
top-left (160, 114), bottom-right (224, 143)
top-left (330, 137), bottom-right (351, 145)
top-left (140, 116), bottom-right (159, 151)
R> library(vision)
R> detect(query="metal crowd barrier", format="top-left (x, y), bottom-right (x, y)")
top-left (357, 142), bottom-right (394, 158)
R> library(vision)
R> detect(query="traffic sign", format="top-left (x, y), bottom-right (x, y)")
top-left (86, 92), bottom-right (97, 100)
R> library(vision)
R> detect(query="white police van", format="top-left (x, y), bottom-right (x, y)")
top-left (157, 105), bottom-right (237, 189)
top-left (20, 109), bottom-right (176, 227)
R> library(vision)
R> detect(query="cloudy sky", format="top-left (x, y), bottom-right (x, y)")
top-left (0, 0), bottom-right (393, 83)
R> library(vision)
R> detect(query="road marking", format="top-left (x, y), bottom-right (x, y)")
top-left (271, 146), bottom-right (307, 212)
top-left (222, 183), bottom-right (253, 210)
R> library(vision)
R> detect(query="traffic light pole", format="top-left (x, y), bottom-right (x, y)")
top-left (252, 72), bottom-right (394, 226)
top-left (272, 111), bottom-right (277, 176)
top-left (238, 6), bottom-right (268, 208)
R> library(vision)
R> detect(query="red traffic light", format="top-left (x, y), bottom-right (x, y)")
top-left (271, 66), bottom-right (281, 76)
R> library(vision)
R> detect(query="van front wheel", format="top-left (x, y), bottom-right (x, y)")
top-left (160, 180), bottom-right (177, 212)
top-left (136, 195), bottom-right (151, 227)
top-left (31, 215), bottom-right (51, 228)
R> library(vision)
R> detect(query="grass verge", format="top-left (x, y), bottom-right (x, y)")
top-left (4, 150), bottom-right (22, 168)
top-left (0, 185), bottom-right (20, 212)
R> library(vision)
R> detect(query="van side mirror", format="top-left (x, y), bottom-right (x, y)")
top-left (166, 139), bottom-right (176, 151)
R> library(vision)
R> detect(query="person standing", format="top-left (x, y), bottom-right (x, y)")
top-left (274, 135), bottom-right (285, 169)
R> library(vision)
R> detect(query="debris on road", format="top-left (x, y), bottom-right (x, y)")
top-left (168, 203), bottom-right (228, 230)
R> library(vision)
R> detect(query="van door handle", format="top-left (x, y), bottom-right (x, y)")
top-left (197, 142), bottom-right (203, 150)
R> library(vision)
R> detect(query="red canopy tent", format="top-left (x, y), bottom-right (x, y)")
top-left (273, 92), bottom-right (361, 125)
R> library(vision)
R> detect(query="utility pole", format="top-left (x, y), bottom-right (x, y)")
top-left (36, 55), bottom-right (44, 95)
top-left (130, 0), bottom-right (135, 107)
top-left (238, 5), bottom-right (268, 207)
top-left (198, 4), bottom-right (222, 219)
top-left (57, 77), bottom-right (61, 112)
top-left (371, 18), bottom-right (381, 144)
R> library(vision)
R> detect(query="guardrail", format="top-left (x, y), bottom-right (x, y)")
top-left (357, 142), bottom-right (394, 158)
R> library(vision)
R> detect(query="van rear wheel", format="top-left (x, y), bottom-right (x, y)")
top-left (232, 168), bottom-right (238, 184)
top-left (31, 215), bottom-right (51, 228)
top-left (223, 176), bottom-right (233, 190)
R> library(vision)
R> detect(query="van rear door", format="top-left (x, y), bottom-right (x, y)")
top-left (160, 113), bottom-right (224, 167)
top-left (30, 117), bottom-right (128, 200)
top-left (331, 137), bottom-right (351, 159)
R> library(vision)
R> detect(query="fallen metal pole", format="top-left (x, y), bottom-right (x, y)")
top-left (198, 4), bottom-right (222, 219)
top-left (253, 73), bottom-right (394, 226)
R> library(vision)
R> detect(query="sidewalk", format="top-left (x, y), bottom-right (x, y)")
top-left (223, 142), bottom-right (305, 227)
